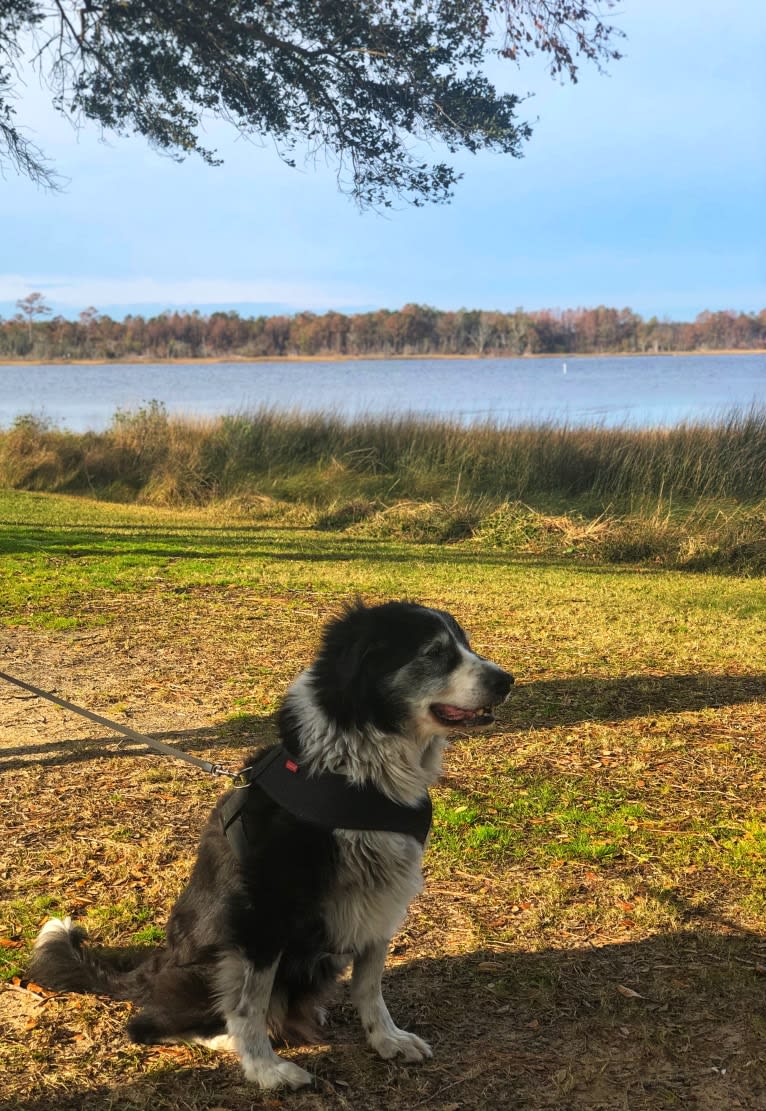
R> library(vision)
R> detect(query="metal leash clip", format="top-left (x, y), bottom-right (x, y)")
top-left (230, 766), bottom-right (254, 789)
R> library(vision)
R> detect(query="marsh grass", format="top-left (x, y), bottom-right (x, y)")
top-left (1, 403), bottom-right (764, 505)
top-left (1, 404), bottom-right (765, 571)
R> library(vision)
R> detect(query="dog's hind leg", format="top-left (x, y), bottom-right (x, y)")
top-left (351, 940), bottom-right (432, 1062)
top-left (215, 951), bottom-right (312, 1089)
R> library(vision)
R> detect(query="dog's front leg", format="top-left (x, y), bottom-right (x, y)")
top-left (217, 951), bottom-right (312, 1089)
top-left (351, 940), bottom-right (432, 1062)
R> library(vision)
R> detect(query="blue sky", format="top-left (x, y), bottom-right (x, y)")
top-left (1, 0), bottom-right (764, 321)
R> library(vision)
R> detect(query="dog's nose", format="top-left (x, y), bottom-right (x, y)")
top-left (490, 668), bottom-right (514, 700)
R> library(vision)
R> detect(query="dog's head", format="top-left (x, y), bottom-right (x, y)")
top-left (309, 600), bottom-right (513, 737)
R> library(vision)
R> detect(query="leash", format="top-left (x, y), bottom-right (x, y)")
top-left (0, 668), bottom-right (433, 862)
top-left (0, 668), bottom-right (248, 783)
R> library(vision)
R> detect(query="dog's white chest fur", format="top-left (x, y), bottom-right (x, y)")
top-left (324, 829), bottom-right (424, 954)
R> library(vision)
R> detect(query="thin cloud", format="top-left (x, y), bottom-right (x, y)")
top-left (0, 275), bottom-right (377, 312)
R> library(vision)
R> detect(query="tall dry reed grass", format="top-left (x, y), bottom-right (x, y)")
top-left (2, 405), bottom-right (765, 573)
top-left (2, 403), bottom-right (764, 507)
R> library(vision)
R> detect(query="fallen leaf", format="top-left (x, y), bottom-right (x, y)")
top-left (616, 984), bottom-right (643, 999)
top-left (24, 982), bottom-right (57, 998)
top-left (0, 938), bottom-right (22, 949)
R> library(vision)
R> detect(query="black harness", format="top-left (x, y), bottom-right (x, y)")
top-left (220, 745), bottom-right (432, 859)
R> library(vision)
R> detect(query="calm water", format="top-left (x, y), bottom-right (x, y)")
top-left (0, 353), bottom-right (764, 431)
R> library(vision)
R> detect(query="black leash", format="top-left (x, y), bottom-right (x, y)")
top-left (0, 668), bottom-right (243, 782)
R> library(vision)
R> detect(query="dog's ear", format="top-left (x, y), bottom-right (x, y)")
top-left (313, 604), bottom-right (378, 729)
top-left (432, 608), bottom-right (470, 647)
top-left (336, 636), bottom-right (373, 689)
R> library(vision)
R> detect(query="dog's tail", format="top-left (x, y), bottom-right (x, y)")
top-left (27, 917), bottom-right (140, 999)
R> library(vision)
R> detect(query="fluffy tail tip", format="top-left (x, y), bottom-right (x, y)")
top-left (34, 915), bottom-right (84, 948)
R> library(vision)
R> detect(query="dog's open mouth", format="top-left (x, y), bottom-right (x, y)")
top-left (430, 703), bottom-right (495, 728)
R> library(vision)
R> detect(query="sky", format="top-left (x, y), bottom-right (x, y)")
top-left (1, 0), bottom-right (765, 322)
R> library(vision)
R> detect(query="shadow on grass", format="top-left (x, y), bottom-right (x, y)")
top-left (495, 672), bottom-right (766, 733)
top-left (0, 720), bottom-right (277, 774)
top-left (0, 520), bottom-right (664, 573)
top-left (2, 671), bottom-right (764, 776)
top-left (0, 520), bottom-right (479, 565)
top-left (3, 928), bottom-right (766, 1110)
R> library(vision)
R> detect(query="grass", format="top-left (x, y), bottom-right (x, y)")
top-left (0, 488), bottom-right (765, 1109)
top-left (3, 402), bottom-right (764, 503)
top-left (1, 405), bottom-right (765, 574)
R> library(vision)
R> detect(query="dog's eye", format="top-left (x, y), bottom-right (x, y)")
top-left (423, 642), bottom-right (445, 658)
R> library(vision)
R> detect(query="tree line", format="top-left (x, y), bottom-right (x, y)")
top-left (3, 298), bottom-right (764, 361)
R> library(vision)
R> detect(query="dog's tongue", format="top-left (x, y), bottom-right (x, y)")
top-left (432, 703), bottom-right (477, 722)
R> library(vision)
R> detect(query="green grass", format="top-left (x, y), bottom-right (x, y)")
top-left (1, 488), bottom-right (765, 1109)
top-left (432, 783), bottom-right (647, 866)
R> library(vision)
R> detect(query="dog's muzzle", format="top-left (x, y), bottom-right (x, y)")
top-left (430, 665), bottom-right (513, 728)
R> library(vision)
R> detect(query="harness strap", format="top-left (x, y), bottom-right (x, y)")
top-left (220, 744), bottom-right (433, 855)
top-left (0, 668), bottom-right (236, 779)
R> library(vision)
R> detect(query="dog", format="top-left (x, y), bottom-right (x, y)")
top-left (28, 600), bottom-right (513, 1089)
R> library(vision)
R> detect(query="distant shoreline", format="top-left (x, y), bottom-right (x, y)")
top-left (0, 348), bottom-right (764, 367)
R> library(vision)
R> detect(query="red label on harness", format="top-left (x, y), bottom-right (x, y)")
top-left (284, 759), bottom-right (299, 773)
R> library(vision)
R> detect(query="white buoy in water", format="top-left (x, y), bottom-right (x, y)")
top-left (562, 361), bottom-right (568, 374)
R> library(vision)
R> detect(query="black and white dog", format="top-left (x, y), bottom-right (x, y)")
top-left (29, 601), bottom-right (513, 1089)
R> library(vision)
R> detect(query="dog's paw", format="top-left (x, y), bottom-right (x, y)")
top-left (191, 1033), bottom-right (237, 1053)
top-left (369, 1027), bottom-right (433, 1062)
top-left (242, 1054), bottom-right (313, 1089)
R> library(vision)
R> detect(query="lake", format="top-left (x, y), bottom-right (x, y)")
top-left (0, 353), bottom-right (764, 431)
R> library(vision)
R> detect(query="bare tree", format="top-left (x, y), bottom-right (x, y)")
top-left (16, 290), bottom-right (51, 344)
